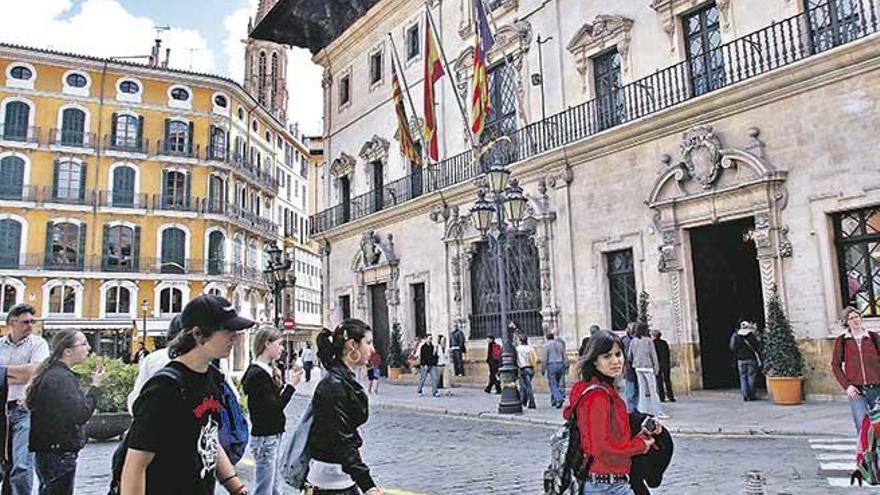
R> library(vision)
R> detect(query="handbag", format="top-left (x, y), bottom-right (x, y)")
top-left (280, 401), bottom-right (314, 489)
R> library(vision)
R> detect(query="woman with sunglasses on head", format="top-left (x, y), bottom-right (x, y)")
top-left (308, 319), bottom-right (383, 495)
top-left (563, 330), bottom-right (658, 495)
top-left (25, 329), bottom-right (105, 495)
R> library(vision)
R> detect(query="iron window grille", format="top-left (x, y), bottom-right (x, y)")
top-left (593, 49), bottom-right (626, 131)
top-left (606, 249), bottom-right (638, 331)
top-left (684, 2), bottom-right (725, 97)
top-left (834, 205), bottom-right (880, 317)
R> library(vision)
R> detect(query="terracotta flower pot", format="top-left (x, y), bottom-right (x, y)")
top-left (387, 367), bottom-right (403, 380)
top-left (766, 376), bottom-right (803, 405)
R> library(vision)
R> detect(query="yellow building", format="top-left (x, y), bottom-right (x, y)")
top-left (0, 42), bottom-right (304, 371)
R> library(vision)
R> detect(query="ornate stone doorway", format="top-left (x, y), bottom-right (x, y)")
top-left (689, 217), bottom-right (765, 389)
top-left (369, 283), bottom-right (389, 375)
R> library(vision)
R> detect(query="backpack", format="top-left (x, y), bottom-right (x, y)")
top-left (213, 366), bottom-right (250, 466)
top-left (543, 384), bottom-right (609, 495)
top-left (852, 405), bottom-right (880, 486)
top-left (279, 400), bottom-right (314, 489)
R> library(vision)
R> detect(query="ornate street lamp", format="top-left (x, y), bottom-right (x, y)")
top-left (469, 163), bottom-right (528, 414)
top-left (263, 245), bottom-right (293, 329)
top-left (140, 299), bottom-right (149, 348)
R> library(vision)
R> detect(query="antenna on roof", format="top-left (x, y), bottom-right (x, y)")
top-left (151, 25), bottom-right (171, 67)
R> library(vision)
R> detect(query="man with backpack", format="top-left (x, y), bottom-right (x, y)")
top-left (832, 306), bottom-right (880, 433)
top-left (484, 336), bottom-right (502, 394)
top-left (119, 295), bottom-right (254, 495)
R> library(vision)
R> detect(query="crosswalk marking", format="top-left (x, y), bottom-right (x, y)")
top-left (808, 436), bottom-right (874, 490)
top-left (811, 444), bottom-right (853, 451)
top-left (817, 453), bottom-right (856, 461)
top-left (810, 438), bottom-right (856, 444)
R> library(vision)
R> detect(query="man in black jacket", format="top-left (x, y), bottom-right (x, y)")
top-left (449, 326), bottom-right (467, 377)
top-left (652, 330), bottom-right (675, 402)
top-left (416, 335), bottom-right (438, 397)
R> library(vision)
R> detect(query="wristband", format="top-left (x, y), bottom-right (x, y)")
top-left (220, 474), bottom-right (237, 485)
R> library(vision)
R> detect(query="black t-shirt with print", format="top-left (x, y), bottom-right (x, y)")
top-left (127, 361), bottom-right (223, 495)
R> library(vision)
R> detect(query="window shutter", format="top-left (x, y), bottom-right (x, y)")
top-left (52, 160), bottom-right (60, 200)
top-left (184, 171), bottom-right (192, 209)
top-left (132, 225), bottom-right (141, 271)
top-left (79, 162), bottom-right (87, 201)
top-left (163, 118), bottom-right (170, 149)
top-left (209, 125), bottom-right (215, 151)
top-left (101, 224), bottom-right (110, 270)
top-left (160, 169), bottom-right (168, 208)
top-left (77, 223), bottom-right (87, 270)
top-left (110, 112), bottom-right (118, 145)
top-left (187, 122), bottom-right (194, 155)
top-left (44, 221), bottom-right (54, 266)
top-left (137, 116), bottom-right (145, 148)
top-left (225, 130), bottom-right (230, 156)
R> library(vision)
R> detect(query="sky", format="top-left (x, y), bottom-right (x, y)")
top-left (0, 0), bottom-right (324, 135)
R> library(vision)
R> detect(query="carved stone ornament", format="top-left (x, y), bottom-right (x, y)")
top-left (359, 230), bottom-right (382, 267)
top-left (330, 152), bottom-right (355, 177)
top-left (679, 126), bottom-right (723, 189)
top-left (358, 135), bottom-right (390, 163)
top-left (650, 0), bottom-right (732, 51)
top-left (321, 68), bottom-right (333, 89)
top-left (567, 15), bottom-right (635, 75)
top-left (779, 226), bottom-right (793, 258)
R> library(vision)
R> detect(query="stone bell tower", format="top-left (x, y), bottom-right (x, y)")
top-left (245, 0), bottom-right (288, 123)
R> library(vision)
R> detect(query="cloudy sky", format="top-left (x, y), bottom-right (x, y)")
top-left (0, 0), bottom-right (324, 135)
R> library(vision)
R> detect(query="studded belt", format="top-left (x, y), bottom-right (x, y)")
top-left (586, 473), bottom-right (629, 484)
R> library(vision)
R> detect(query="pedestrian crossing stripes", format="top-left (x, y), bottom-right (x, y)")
top-left (808, 437), bottom-right (873, 489)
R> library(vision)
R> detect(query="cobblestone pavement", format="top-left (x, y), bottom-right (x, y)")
top-left (72, 397), bottom-right (854, 495)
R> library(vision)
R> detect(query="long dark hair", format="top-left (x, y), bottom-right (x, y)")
top-left (25, 329), bottom-right (80, 409)
top-left (169, 324), bottom-right (224, 357)
top-left (316, 319), bottom-right (371, 367)
top-left (578, 329), bottom-right (624, 383)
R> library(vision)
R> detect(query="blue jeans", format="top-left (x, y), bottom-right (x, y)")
top-left (417, 366), bottom-right (437, 395)
top-left (519, 367), bottom-right (536, 408)
top-left (737, 359), bottom-right (759, 400)
top-left (635, 369), bottom-right (664, 417)
top-left (581, 481), bottom-right (635, 494)
top-left (251, 434), bottom-right (282, 495)
top-left (848, 386), bottom-right (880, 433)
top-left (546, 362), bottom-right (567, 405)
top-left (622, 378), bottom-right (639, 412)
top-left (34, 451), bottom-right (77, 495)
top-left (7, 405), bottom-right (34, 495)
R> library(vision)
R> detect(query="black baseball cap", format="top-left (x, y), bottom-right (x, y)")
top-left (180, 295), bottom-right (255, 332)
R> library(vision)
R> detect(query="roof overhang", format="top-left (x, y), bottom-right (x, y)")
top-left (250, 0), bottom-right (381, 54)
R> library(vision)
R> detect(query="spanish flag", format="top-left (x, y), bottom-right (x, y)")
top-left (470, 0), bottom-right (494, 137)
top-left (423, 13), bottom-right (445, 161)
top-left (393, 68), bottom-right (420, 165)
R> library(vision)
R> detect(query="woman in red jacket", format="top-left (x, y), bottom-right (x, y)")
top-left (563, 330), bottom-right (656, 495)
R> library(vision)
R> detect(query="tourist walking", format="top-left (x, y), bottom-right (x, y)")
top-left (564, 329), bottom-right (658, 495)
top-left (0, 303), bottom-right (50, 495)
top-left (242, 326), bottom-right (301, 495)
top-left (516, 335), bottom-right (537, 409)
top-left (652, 330), bottom-right (675, 402)
top-left (308, 320), bottom-right (384, 495)
top-left (629, 323), bottom-right (667, 418)
top-left (449, 326), bottom-right (467, 377)
top-left (579, 325), bottom-right (600, 357)
top-left (366, 349), bottom-right (382, 394)
top-left (120, 294), bottom-right (255, 495)
top-left (131, 342), bottom-right (149, 365)
top-left (436, 335), bottom-right (448, 389)
top-left (26, 330), bottom-right (104, 495)
top-left (542, 333), bottom-right (568, 409)
top-left (620, 324), bottom-right (640, 412)
top-left (416, 335), bottom-right (438, 397)
top-left (730, 321), bottom-right (761, 402)
top-left (832, 306), bottom-right (880, 433)
top-left (484, 336), bottom-right (502, 394)
top-left (301, 343), bottom-right (315, 382)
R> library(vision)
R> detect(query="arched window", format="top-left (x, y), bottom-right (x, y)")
top-left (159, 287), bottom-right (183, 313)
top-left (207, 286), bottom-right (223, 297)
top-left (161, 227), bottom-right (186, 274)
top-left (208, 231), bottom-right (225, 275)
top-left (232, 237), bottom-right (243, 266)
top-left (271, 52), bottom-right (279, 108)
top-left (65, 73), bottom-right (87, 88)
top-left (166, 120), bottom-right (189, 153)
top-left (103, 224), bottom-right (137, 271)
top-left (170, 88), bottom-right (190, 101)
top-left (46, 222), bottom-right (83, 269)
top-left (113, 114), bottom-right (140, 149)
top-left (105, 285), bottom-right (131, 315)
top-left (162, 170), bottom-right (189, 209)
top-left (0, 156), bottom-right (25, 200)
top-left (53, 160), bottom-right (84, 201)
top-left (207, 175), bottom-right (225, 212)
top-left (247, 241), bottom-right (258, 269)
top-left (119, 80), bottom-right (139, 94)
top-left (3, 101), bottom-right (30, 141)
top-left (258, 52), bottom-right (267, 105)
top-left (0, 219), bottom-right (22, 269)
top-left (111, 165), bottom-right (136, 207)
top-left (0, 281), bottom-right (19, 313)
top-left (48, 284), bottom-right (76, 314)
top-left (60, 108), bottom-right (86, 146)
top-left (9, 66), bottom-right (32, 80)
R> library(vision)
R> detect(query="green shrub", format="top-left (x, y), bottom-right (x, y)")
top-left (73, 356), bottom-right (138, 413)
top-left (761, 285), bottom-right (804, 378)
top-left (388, 323), bottom-right (404, 368)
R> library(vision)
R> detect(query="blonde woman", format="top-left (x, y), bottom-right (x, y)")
top-left (242, 326), bottom-right (302, 495)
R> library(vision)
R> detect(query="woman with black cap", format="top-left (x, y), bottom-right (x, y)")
top-left (307, 319), bottom-right (384, 495)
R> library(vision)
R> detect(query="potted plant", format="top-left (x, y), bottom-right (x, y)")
top-left (761, 285), bottom-right (804, 405)
top-left (74, 355), bottom-right (138, 440)
top-left (387, 323), bottom-right (405, 380)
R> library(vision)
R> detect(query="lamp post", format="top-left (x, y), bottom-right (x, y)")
top-left (140, 299), bottom-right (149, 347)
top-left (470, 162), bottom-right (528, 414)
top-left (263, 245), bottom-right (294, 329)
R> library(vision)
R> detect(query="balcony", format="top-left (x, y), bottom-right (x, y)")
top-left (225, 203), bottom-right (279, 237)
top-left (49, 129), bottom-right (96, 150)
top-left (96, 190), bottom-right (151, 209)
top-left (156, 139), bottom-right (199, 159)
top-left (309, 2), bottom-right (879, 235)
top-left (230, 152), bottom-right (279, 193)
top-left (47, 188), bottom-right (97, 206)
top-left (0, 124), bottom-right (40, 144)
top-left (103, 134), bottom-right (148, 154)
top-left (156, 195), bottom-right (201, 213)
top-left (206, 144), bottom-right (230, 162)
top-left (0, 184), bottom-right (40, 202)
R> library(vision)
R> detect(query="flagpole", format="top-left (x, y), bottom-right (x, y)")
top-left (424, 2), bottom-right (478, 153)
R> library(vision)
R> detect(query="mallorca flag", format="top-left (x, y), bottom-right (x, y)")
top-left (423, 13), bottom-right (445, 161)
top-left (470, 0), bottom-right (494, 138)
top-left (392, 68), bottom-right (420, 165)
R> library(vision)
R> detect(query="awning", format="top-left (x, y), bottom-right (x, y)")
top-left (250, 0), bottom-right (381, 54)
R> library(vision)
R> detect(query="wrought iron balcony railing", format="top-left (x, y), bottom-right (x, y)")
top-left (156, 139), bottom-right (199, 159)
top-left (50, 129), bottom-right (96, 149)
top-left (103, 134), bottom-right (148, 154)
top-left (96, 190), bottom-right (152, 209)
top-left (310, 1), bottom-right (879, 235)
top-left (0, 184), bottom-right (40, 202)
top-left (0, 124), bottom-right (40, 144)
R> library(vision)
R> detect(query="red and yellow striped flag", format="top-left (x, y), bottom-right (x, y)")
top-left (470, 0), bottom-right (494, 137)
top-left (392, 70), bottom-right (420, 165)
top-left (423, 13), bottom-right (445, 161)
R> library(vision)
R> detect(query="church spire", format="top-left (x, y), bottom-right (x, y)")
top-left (244, 0), bottom-right (288, 124)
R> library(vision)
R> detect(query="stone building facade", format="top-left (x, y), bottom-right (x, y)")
top-left (254, 0), bottom-right (880, 395)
